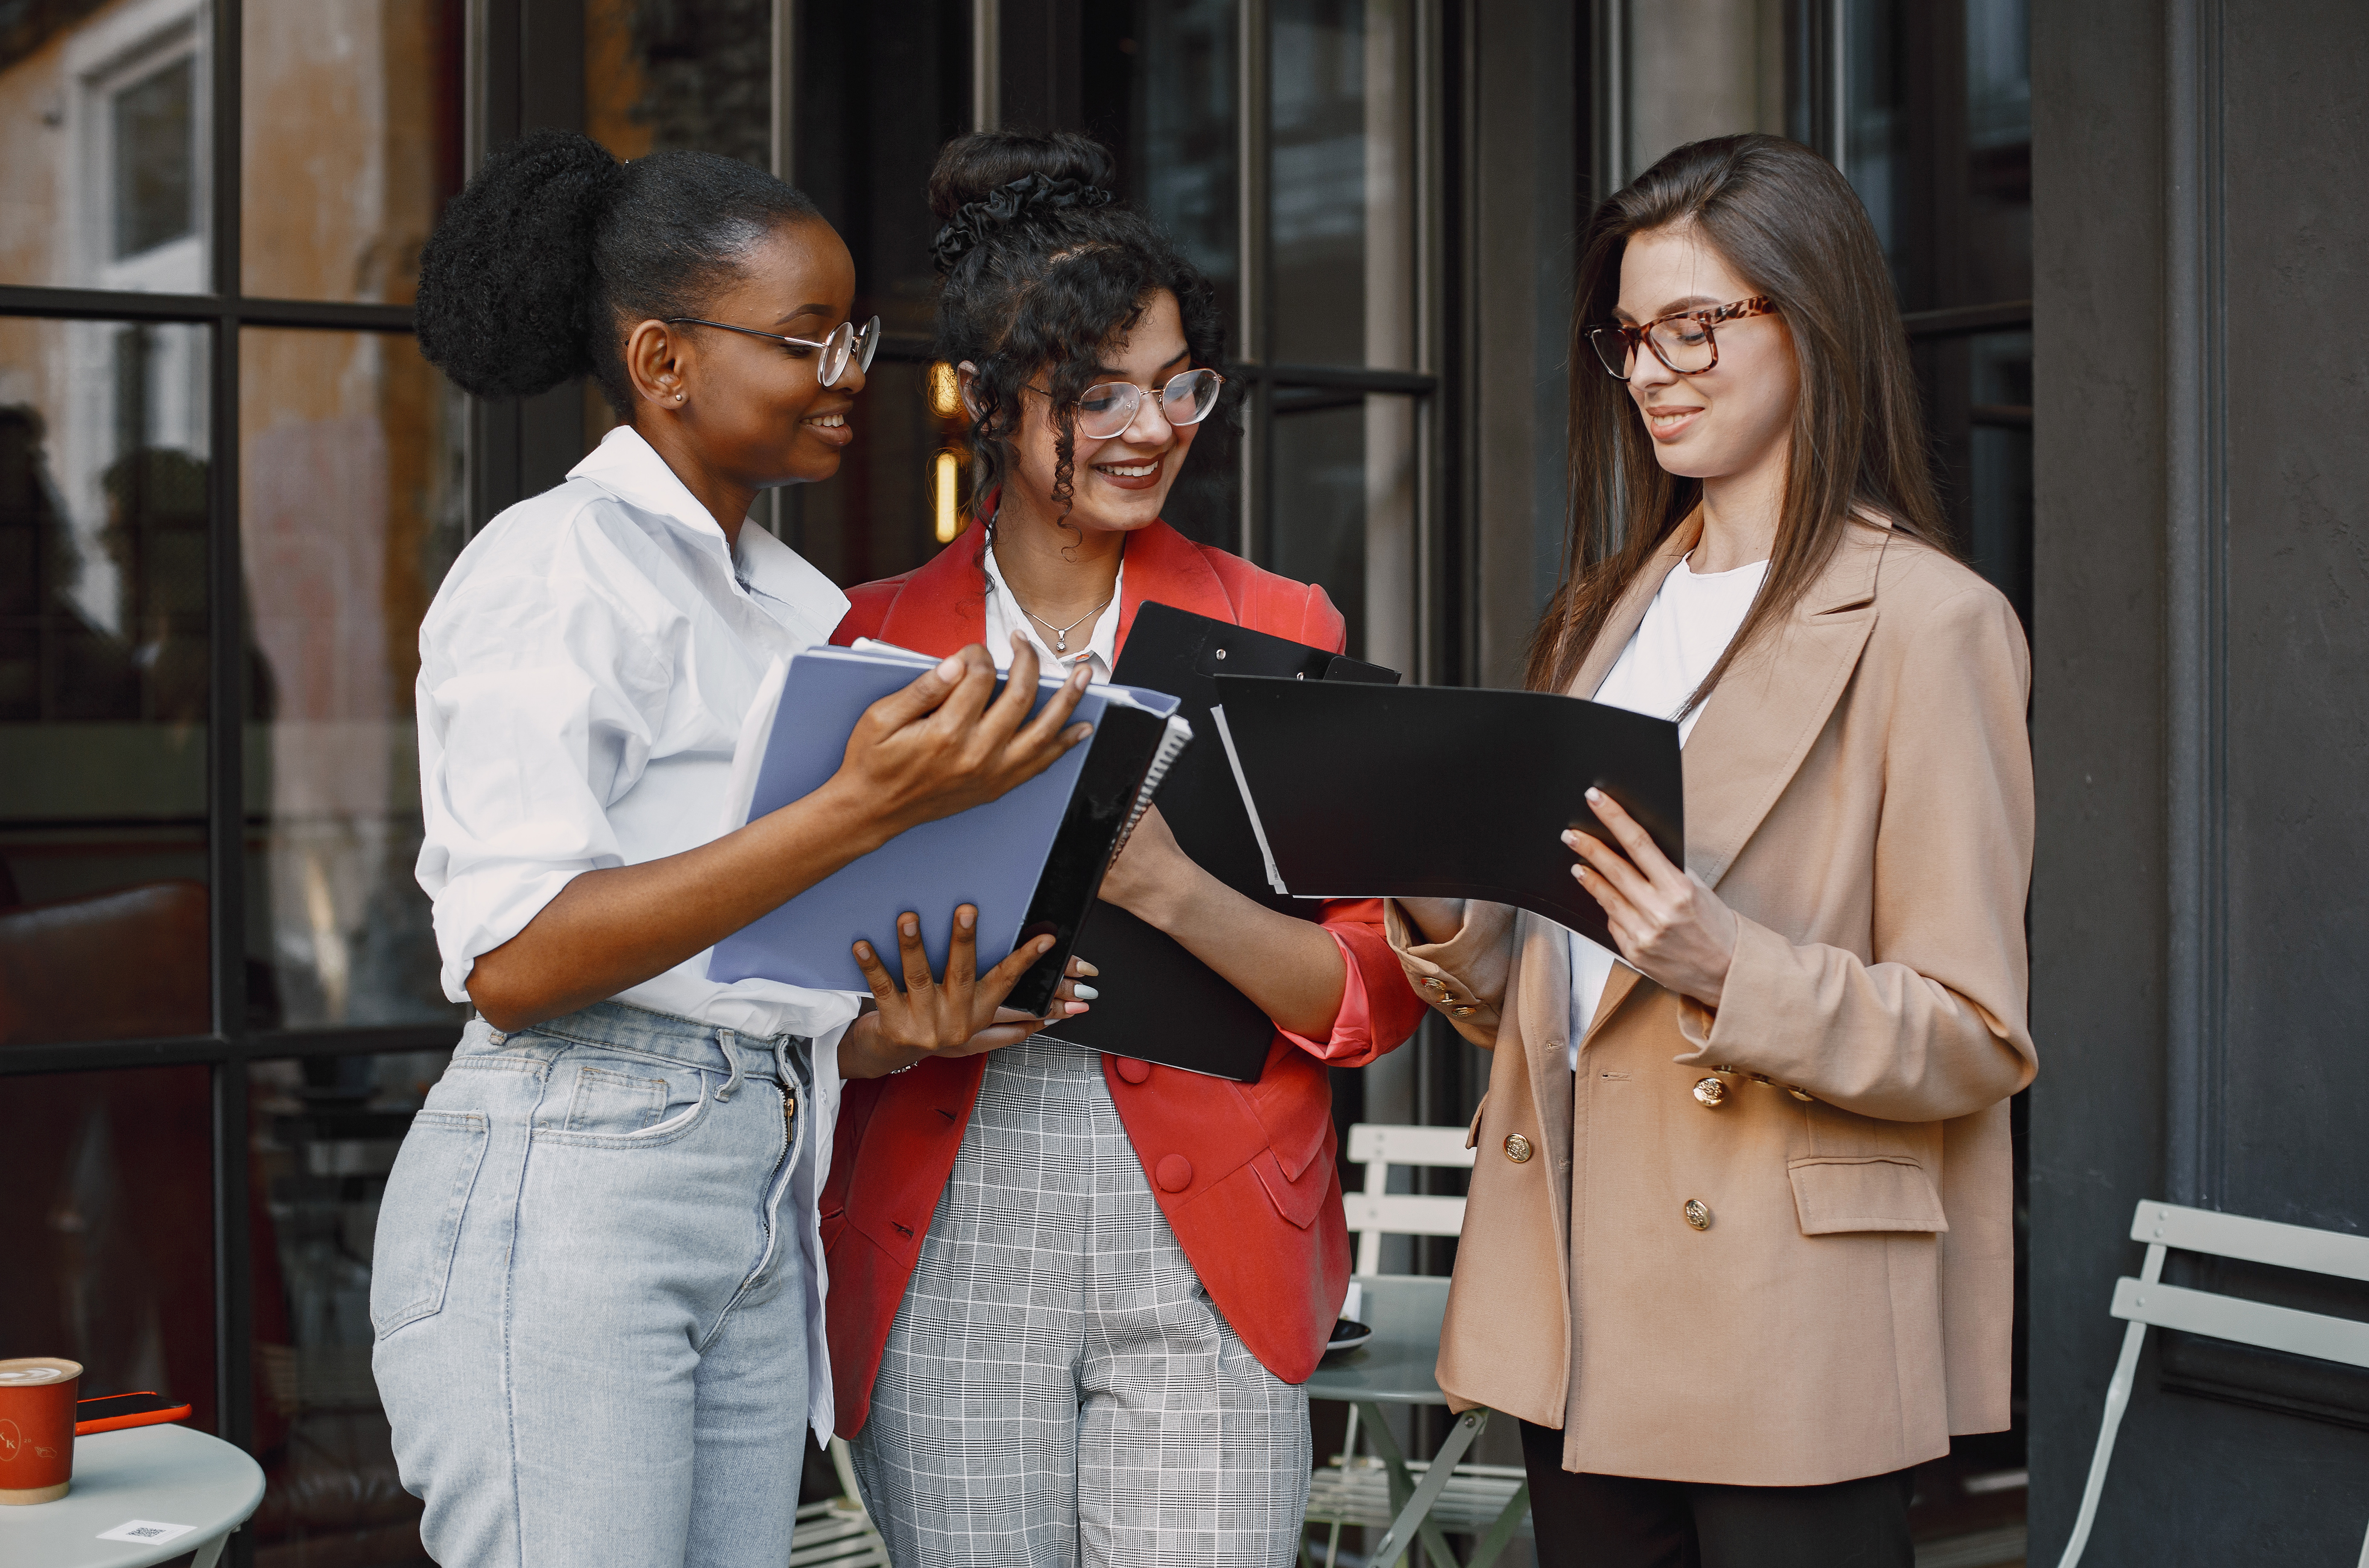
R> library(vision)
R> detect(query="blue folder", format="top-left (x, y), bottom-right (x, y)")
top-left (706, 643), bottom-right (1188, 1010)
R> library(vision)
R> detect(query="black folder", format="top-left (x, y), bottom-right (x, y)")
top-left (1207, 676), bottom-right (1684, 952)
top-left (1038, 603), bottom-right (1399, 1082)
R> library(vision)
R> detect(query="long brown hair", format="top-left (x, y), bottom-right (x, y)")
top-left (1526, 134), bottom-right (1950, 702)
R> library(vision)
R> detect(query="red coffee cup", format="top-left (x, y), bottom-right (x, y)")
top-left (0, 1357), bottom-right (81, 1504)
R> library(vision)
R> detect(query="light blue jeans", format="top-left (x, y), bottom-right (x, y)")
top-left (371, 1002), bottom-right (812, 1568)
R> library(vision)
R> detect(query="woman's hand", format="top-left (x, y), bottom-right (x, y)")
top-left (835, 903), bottom-right (1098, 1079)
top-left (832, 637), bottom-right (1093, 838)
top-left (1095, 803), bottom-right (1195, 924)
top-left (1566, 787), bottom-right (1738, 1008)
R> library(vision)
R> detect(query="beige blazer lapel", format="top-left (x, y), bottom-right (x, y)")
top-left (1680, 520), bottom-right (1892, 889)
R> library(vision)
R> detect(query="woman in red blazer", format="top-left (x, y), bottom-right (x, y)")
top-left (822, 131), bottom-right (1424, 1568)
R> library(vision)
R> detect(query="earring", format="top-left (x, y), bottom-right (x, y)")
top-left (674, 392), bottom-right (685, 402)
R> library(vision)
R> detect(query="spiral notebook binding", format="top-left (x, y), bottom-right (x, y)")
top-left (1106, 714), bottom-right (1196, 867)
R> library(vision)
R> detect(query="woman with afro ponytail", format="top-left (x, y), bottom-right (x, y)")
top-left (819, 130), bottom-right (1427, 1568)
top-left (375, 129), bottom-right (1098, 1568)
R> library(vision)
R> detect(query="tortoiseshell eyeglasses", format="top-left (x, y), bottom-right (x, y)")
top-left (1588, 295), bottom-right (1780, 380)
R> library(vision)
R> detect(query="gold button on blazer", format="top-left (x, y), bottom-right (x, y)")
top-left (1391, 513), bottom-right (2036, 1488)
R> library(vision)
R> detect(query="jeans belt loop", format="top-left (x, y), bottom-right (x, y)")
top-left (716, 1027), bottom-right (744, 1101)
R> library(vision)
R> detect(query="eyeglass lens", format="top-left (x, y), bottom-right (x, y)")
top-left (1074, 369), bottom-right (1222, 439)
top-left (819, 317), bottom-right (883, 387)
top-left (1591, 318), bottom-right (1717, 379)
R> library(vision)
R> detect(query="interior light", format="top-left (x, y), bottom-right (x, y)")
top-left (928, 361), bottom-right (961, 418)
top-left (933, 450), bottom-right (961, 543)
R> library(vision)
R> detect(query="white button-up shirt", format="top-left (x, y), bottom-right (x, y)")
top-left (413, 424), bottom-right (855, 1439)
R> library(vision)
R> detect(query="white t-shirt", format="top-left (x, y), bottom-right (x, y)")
top-left (1568, 553), bottom-right (1769, 1065)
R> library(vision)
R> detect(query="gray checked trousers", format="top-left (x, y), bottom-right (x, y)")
top-left (846, 1036), bottom-right (1311, 1568)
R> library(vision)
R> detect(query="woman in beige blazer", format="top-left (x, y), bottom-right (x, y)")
top-left (1392, 135), bottom-right (2034, 1568)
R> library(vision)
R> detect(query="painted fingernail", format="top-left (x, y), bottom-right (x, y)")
top-left (1073, 984), bottom-right (1099, 1000)
top-left (937, 653), bottom-right (964, 682)
top-left (1066, 1001), bottom-right (1091, 1015)
top-left (1586, 787), bottom-right (1604, 802)
top-left (1562, 829), bottom-right (1581, 845)
top-left (1076, 960), bottom-right (1100, 977)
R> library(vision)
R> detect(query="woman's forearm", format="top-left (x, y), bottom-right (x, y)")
top-left (466, 775), bottom-right (891, 1031)
top-left (1129, 864), bottom-right (1347, 1039)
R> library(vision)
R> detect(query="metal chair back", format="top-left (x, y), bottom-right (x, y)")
top-left (2057, 1199), bottom-right (2369, 1568)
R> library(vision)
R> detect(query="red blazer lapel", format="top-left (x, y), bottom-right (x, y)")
top-left (1112, 521), bottom-right (1240, 651)
top-left (870, 524), bottom-right (992, 657)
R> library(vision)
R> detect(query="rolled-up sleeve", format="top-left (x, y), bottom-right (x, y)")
top-left (414, 563), bottom-right (670, 1003)
top-left (1275, 898), bottom-right (1430, 1067)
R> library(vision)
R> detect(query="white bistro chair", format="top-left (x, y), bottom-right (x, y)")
top-left (2057, 1199), bottom-right (2369, 1568)
top-left (1302, 1123), bottom-right (1531, 1568)
top-left (791, 1438), bottom-right (890, 1567)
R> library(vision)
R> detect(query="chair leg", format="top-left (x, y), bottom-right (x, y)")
top-left (1355, 1402), bottom-right (1463, 1568)
top-left (1322, 1403), bottom-right (1364, 1568)
top-left (2056, 1319), bottom-right (2150, 1568)
top-left (1366, 1408), bottom-right (1488, 1568)
top-left (1465, 1482), bottom-right (1530, 1568)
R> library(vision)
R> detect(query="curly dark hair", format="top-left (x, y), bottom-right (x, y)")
top-left (928, 130), bottom-right (1233, 533)
top-left (414, 130), bottom-right (822, 416)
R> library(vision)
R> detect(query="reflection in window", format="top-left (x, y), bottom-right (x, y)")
top-left (240, 0), bottom-right (465, 304)
top-left (0, 1068), bottom-right (218, 1431)
top-left (248, 1050), bottom-right (452, 1562)
top-left (0, 318), bottom-right (219, 1044)
top-left (111, 56), bottom-right (196, 260)
top-left (586, 0), bottom-right (773, 170)
top-left (240, 328), bottom-right (466, 1030)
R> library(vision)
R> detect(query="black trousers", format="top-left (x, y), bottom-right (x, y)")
top-left (1520, 1421), bottom-right (1916, 1568)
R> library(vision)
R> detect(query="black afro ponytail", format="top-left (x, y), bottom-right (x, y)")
top-left (415, 130), bottom-right (823, 415)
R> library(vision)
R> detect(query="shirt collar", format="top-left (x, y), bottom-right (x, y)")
top-left (568, 424), bottom-right (848, 644)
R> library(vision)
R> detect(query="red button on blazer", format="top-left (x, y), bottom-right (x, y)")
top-left (817, 519), bottom-right (1427, 1437)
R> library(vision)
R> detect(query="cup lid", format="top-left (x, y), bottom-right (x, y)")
top-left (0, 1357), bottom-right (84, 1384)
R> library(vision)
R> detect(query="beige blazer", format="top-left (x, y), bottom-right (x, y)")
top-left (1392, 512), bottom-right (2034, 1487)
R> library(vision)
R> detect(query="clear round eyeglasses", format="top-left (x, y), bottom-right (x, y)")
top-left (664, 314), bottom-right (883, 388)
top-left (1056, 367), bottom-right (1227, 440)
top-left (1587, 295), bottom-right (1779, 380)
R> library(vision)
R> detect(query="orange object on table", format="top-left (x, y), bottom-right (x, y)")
top-left (0, 1356), bottom-right (81, 1504)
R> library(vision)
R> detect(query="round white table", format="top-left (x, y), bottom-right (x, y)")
top-left (0, 1424), bottom-right (265, 1568)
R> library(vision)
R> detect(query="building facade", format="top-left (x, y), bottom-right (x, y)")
top-left (0, 2), bottom-right (2358, 1565)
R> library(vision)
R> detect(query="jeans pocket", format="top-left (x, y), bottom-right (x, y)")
top-left (370, 1109), bottom-right (490, 1337)
top-left (534, 1050), bottom-right (711, 1148)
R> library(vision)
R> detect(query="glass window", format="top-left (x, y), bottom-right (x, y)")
top-left (784, 3), bottom-right (971, 585)
top-left (1269, 0), bottom-right (1416, 369)
top-left (112, 56), bottom-right (197, 260)
top-left (1267, 392), bottom-right (1416, 671)
top-left (247, 1048), bottom-right (452, 1561)
top-left (240, 0), bottom-right (464, 303)
top-left (586, 0), bottom-right (774, 169)
top-left (0, 317), bottom-right (215, 1045)
top-left (1084, 0), bottom-right (1242, 352)
top-left (0, 1067), bottom-right (218, 1430)
top-left (1621, 0), bottom-right (1787, 182)
top-left (239, 328), bottom-right (466, 1030)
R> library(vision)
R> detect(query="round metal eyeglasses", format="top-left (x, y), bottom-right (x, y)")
top-left (664, 314), bottom-right (882, 388)
top-left (1048, 368), bottom-right (1227, 440)
top-left (1588, 296), bottom-right (1779, 380)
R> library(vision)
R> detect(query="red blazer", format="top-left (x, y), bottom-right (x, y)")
top-left (820, 519), bottom-right (1426, 1436)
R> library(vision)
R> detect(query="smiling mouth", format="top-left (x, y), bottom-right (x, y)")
top-left (1094, 458), bottom-right (1161, 478)
top-left (804, 412), bottom-right (847, 428)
